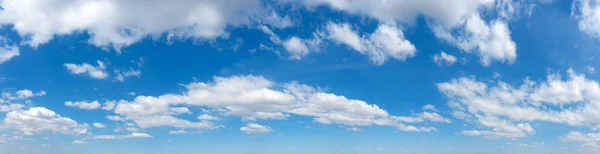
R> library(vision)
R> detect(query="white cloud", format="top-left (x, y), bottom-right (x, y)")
top-left (0, 44), bottom-right (19, 64)
top-left (433, 51), bottom-right (457, 66)
top-left (102, 101), bottom-right (116, 110)
top-left (240, 123), bottom-right (272, 134)
top-left (422, 104), bottom-right (438, 112)
top-left (64, 101), bottom-right (101, 110)
top-left (3, 107), bottom-right (88, 135)
top-left (561, 131), bottom-right (600, 147)
top-left (283, 37), bottom-right (310, 60)
top-left (325, 22), bottom-right (416, 65)
top-left (0, 104), bottom-right (25, 112)
top-left (168, 130), bottom-right (188, 134)
top-left (1, 89), bottom-right (46, 101)
top-left (588, 66), bottom-right (595, 74)
top-left (94, 133), bottom-right (153, 140)
top-left (115, 68), bottom-right (141, 82)
top-left (0, 0), bottom-right (283, 50)
top-left (572, 0), bottom-right (600, 39)
top-left (93, 122), bottom-right (106, 128)
top-left (437, 69), bottom-right (600, 138)
top-left (64, 61), bottom-right (108, 79)
top-left (72, 140), bottom-right (87, 144)
top-left (300, 0), bottom-right (521, 66)
top-left (432, 14), bottom-right (516, 66)
top-left (197, 114), bottom-right (221, 121)
top-left (81, 75), bottom-right (448, 133)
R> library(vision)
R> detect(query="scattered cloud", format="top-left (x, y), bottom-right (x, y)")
top-left (438, 69), bottom-right (600, 138)
top-left (65, 101), bottom-right (101, 110)
top-left (325, 22), bottom-right (416, 65)
top-left (240, 123), bottom-right (272, 134)
top-left (64, 61), bottom-right (108, 79)
top-left (433, 51), bottom-right (458, 66)
top-left (93, 122), bottom-right (106, 128)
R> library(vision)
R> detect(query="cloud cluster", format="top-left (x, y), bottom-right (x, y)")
top-left (3, 107), bottom-right (88, 135)
top-left (68, 75), bottom-right (448, 134)
top-left (298, 0), bottom-right (520, 66)
top-left (438, 69), bottom-right (600, 139)
top-left (0, 89), bottom-right (46, 112)
top-left (0, 0), bottom-right (288, 50)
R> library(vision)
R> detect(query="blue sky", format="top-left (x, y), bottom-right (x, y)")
top-left (2, 0), bottom-right (600, 154)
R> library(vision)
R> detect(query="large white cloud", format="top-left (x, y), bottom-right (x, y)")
top-left (0, 0), bottom-right (289, 50)
top-left (3, 107), bottom-right (88, 135)
top-left (437, 69), bottom-right (600, 139)
top-left (70, 75), bottom-right (448, 133)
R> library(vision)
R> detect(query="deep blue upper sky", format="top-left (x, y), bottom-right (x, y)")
top-left (1, 0), bottom-right (600, 154)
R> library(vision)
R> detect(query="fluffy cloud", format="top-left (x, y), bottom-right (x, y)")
top-left (0, 0), bottom-right (285, 49)
top-left (240, 123), bottom-right (272, 134)
top-left (0, 44), bottom-right (19, 64)
top-left (114, 68), bottom-right (141, 82)
top-left (93, 133), bottom-right (153, 140)
top-left (432, 14), bottom-right (516, 66)
top-left (325, 22), bottom-right (416, 65)
top-left (561, 131), bottom-right (600, 147)
top-left (70, 75), bottom-right (448, 133)
top-left (433, 51), bottom-right (458, 66)
top-left (3, 107), bottom-right (88, 135)
top-left (1, 89), bottom-right (46, 101)
top-left (197, 114), bottom-right (221, 121)
top-left (283, 37), bottom-right (311, 60)
top-left (437, 69), bottom-right (600, 138)
top-left (572, 0), bottom-right (600, 39)
top-left (93, 122), bottom-right (106, 128)
top-left (300, 0), bottom-right (523, 66)
top-left (64, 101), bottom-right (101, 110)
top-left (64, 61), bottom-right (108, 79)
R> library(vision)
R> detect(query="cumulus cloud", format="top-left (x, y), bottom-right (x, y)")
top-left (64, 61), bottom-right (108, 79)
top-left (433, 51), bottom-right (458, 66)
top-left (65, 101), bottom-right (101, 110)
top-left (437, 69), bottom-right (600, 138)
top-left (561, 131), bottom-right (600, 147)
top-left (94, 133), bottom-right (153, 140)
top-left (283, 37), bottom-right (311, 60)
top-left (3, 107), bottom-right (88, 135)
top-left (197, 114), bottom-right (221, 121)
top-left (114, 68), bottom-right (141, 82)
top-left (325, 22), bottom-right (416, 65)
top-left (240, 123), bottom-right (272, 134)
top-left (69, 75), bottom-right (448, 133)
top-left (299, 0), bottom-right (524, 66)
top-left (93, 122), bottom-right (106, 128)
top-left (0, 0), bottom-right (286, 50)
top-left (0, 44), bottom-right (19, 64)
top-left (572, 0), bottom-right (600, 39)
top-left (432, 14), bottom-right (516, 66)
top-left (1, 89), bottom-right (46, 101)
